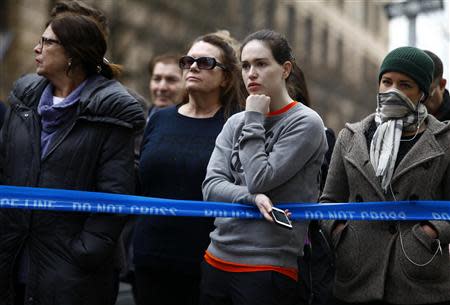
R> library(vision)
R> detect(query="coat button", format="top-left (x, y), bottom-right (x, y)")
top-left (388, 225), bottom-right (397, 234)
top-left (422, 161), bottom-right (431, 170)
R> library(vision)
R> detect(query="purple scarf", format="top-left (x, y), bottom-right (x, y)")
top-left (37, 79), bottom-right (88, 157)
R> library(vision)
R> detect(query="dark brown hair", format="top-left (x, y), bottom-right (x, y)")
top-left (240, 29), bottom-right (311, 106)
top-left (49, 15), bottom-right (121, 79)
top-left (50, 0), bottom-right (109, 37)
top-left (424, 50), bottom-right (444, 81)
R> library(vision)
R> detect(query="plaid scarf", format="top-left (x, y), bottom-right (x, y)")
top-left (370, 88), bottom-right (427, 192)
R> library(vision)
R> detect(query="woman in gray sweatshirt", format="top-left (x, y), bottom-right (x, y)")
top-left (200, 29), bottom-right (328, 305)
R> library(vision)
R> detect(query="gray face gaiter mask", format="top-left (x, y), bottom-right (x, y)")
top-left (370, 88), bottom-right (427, 192)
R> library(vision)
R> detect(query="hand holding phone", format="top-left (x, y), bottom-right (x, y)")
top-left (271, 207), bottom-right (293, 230)
top-left (255, 194), bottom-right (274, 222)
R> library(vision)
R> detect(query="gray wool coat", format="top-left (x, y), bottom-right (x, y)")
top-left (321, 114), bottom-right (450, 304)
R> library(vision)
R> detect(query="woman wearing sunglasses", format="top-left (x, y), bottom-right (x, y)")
top-left (200, 29), bottom-right (327, 305)
top-left (133, 31), bottom-right (243, 305)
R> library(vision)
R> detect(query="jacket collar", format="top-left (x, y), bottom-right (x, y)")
top-left (9, 74), bottom-right (145, 132)
top-left (9, 74), bottom-right (48, 110)
top-left (343, 114), bottom-right (450, 195)
top-left (344, 114), bottom-right (386, 197)
top-left (392, 115), bottom-right (447, 184)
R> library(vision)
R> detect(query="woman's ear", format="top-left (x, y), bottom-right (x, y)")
top-left (282, 61), bottom-right (292, 80)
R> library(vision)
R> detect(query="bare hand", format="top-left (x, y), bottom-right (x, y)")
top-left (255, 194), bottom-right (273, 222)
top-left (245, 94), bottom-right (270, 114)
top-left (284, 209), bottom-right (292, 218)
top-left (421, 223), bottom-right (438, 239)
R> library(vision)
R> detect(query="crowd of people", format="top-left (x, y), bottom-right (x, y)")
top-left (0, 1), bottom-right (449, 305)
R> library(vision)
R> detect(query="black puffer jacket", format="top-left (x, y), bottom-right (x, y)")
top-left (0, 74), bottom-right (145, 305)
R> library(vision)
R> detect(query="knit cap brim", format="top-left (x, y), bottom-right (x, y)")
top-left (378, 47), bottom-right (434, 96)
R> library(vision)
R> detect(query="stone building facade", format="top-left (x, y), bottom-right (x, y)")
top-left (0, 0), bottom-right (390, 131)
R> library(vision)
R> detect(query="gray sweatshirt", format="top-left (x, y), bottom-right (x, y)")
top-left (202, 103), bottom-right (327, 269)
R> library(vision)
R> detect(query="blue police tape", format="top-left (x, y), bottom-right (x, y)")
top-left (0, 185), bottom-right (449, 221)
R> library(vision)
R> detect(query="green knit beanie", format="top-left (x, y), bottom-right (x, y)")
top-left (378, 46), bottom-right (434, 96)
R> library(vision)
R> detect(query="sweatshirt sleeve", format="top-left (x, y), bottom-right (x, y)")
top-left (238, 110), bottom-right (326, 194)
top-left (203, 117), bottom-right (256, 205)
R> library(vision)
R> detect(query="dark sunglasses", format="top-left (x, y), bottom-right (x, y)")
top-left (179, 56), bottom-right (226, 70)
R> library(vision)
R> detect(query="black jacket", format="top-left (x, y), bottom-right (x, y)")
top-left (435, 89), bottom-right (450, 122)
top-left (0, 74), bottom-right (145, 305)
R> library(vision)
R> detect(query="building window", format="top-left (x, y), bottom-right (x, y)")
top-left (373, 4), bottom-right (380, 34)
top-left (286, 5), bottom-right (296, 47)
top-left (321, 25), bottom-right (329, 64)
top-left (241, 0), bottom-right (254, 35)
top-left (304, 16), bottom-right (313, 57)
top-left (266, 0), bottom-right (275, 29)
top-left (0, 0), bottom-right (8, 31)
top-left (363, 0), bottom-right (370, 28)
top-left (0, 0), bottom-right (13, 62)
top-left (336, 37), bottom-right (343, 72)
top-left (363, 55), bottom-right (369, 80)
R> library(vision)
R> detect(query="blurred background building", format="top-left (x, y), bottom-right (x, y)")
top-left (1, 0), bottom-right (392, 131)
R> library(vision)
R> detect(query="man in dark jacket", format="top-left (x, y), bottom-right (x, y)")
top-left (424, 50), bottom-right (450, 121)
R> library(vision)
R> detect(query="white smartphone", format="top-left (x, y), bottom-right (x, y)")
top-left (271, 207), bottom-right (293, 230)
